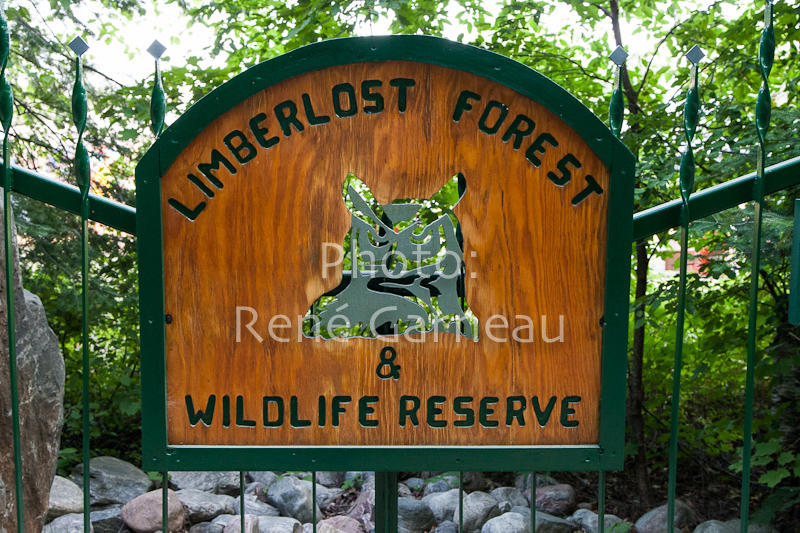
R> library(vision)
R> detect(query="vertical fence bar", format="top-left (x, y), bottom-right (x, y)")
top-left (530, 471), bottom-right (536, 532)
top-left (375, 472), bottom-right (398, 533)
top-left (0, 7), bottom-right (23, 533)
top-left (459, 471), bottom-right (464, 533)
top-left (741, 3), bottom-right (774, 530)
top-left (161, 471), bottom-right (168, 533)
top-left (667, 44), bottom-right (703, 533)
top-left (790, 199), bottom-right (800, 326)
top-left (598, 471), bottom-right (606, 533)
top-left (312, 471), bottom-right (317, 533)
top-left (67, 34), bottom-right (92, 533)
top-left (239, 471), bottom-right (246, 533)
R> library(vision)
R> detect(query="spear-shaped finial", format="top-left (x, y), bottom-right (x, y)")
top-left (69, 36), bottom-right (90, 197)
top-left (147, 39), bottom-right (167, 137)
top-left (679, 44), bottom-right (704, 219)
top-left (608, 45), bottom-right (628, 138)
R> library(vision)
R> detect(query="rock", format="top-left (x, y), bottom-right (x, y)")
top-left (177, 489), bottom-right (237, 523)
top-left (249, 473), bottom-right (278, 489)
top-left (233, 495), bottom-right (279, 517)
top-left (316, 515), bottom-right (364, 533)
top-left (170, 472), bottom-right (240, 496)
top-left (509, 506), bottom-right (530, 520)
top-left (346, 473), bottom-right (375, 532)
top-left (534, 484), bottom-right (576, 516)
top-left (404, 478), bottom-right (425, 492)
top-left (497, 501), bottom-right (512, 513)
top-left (265, 477), bottom-right (320, 523)
top-left (245, 482), bottom-right (268, 501)
top-left (452, 492), bottom-right (499, 533)
top-left (462, 473), bottom-right (487, 492)
top-left (218, 515), bottom-right (258, 533)
top-left (534, 511), bottom-right (575, 533)
top-left (1, 203), bottom-right (65, 533)
top-left (515, 474), bottom-right (558, 491)
top-left (315, 485), bottom-right (343, 510)
top-left (481, 511), bottom-right (530, 533)
top-left (90, 505), bottom-right (124, 533)
top-left (43, 513), bottom-right (93, 533)
top-left (47, 475), bottom-right (84, 520)
top-left (397, 497), bottom-right (435, 533)
top-left (256, 516), bottom-right (303, 533)
top-left (489, 487), bottom-right (528, 508)
top-left (422, 474), bottom-right (459, 497)
top-left (432, 520), bottom-right (458, 533)
top-left (693, 521), bottom-right (732, 533)
top-left (73, 457), bottom-right (153, 506)
top-left (635, 500), bottom-right (693, 533)
top-left (315, 472), bottom-right (345, 488)
top-left (190, 523), bottom-right (225, 533)
top-left (720, 520), bottom-right (778, 533)
top-left (343, 472), bottom-right (367, 489)
top-left (397, 483), bottom-right (412, 498)
top-left (121, 488), bottom-right (185, 532)
top-left (422, 488), bottom-right (460, 523)
top-left (571, 508), bottom-right (627, 533)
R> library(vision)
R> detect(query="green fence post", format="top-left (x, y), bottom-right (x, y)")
top-left (0, 7), bottom-right (24, 533)
top-left (790, 199), bottom-right (800, 326)
top-left (375, 472), bottom-right (398, 533)
top-left (666, 44), bottom-right (704, 533)
top-left (603, 44), bottom-right (627, 533)
top-left (741, 2), bottom-right (774, 531)
top-left (67, 34), bottom-right (92, 533)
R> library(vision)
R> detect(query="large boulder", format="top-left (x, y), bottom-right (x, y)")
top-left (570, 508), bottom-right (628, 533)
top-left (481, 511), bottom-right (530, 533)
top-left (346, 472), bottom-right (375, 531)
top-left (397, 497), bottom-right (435, 533)
top-left (121, 488), bottom-right (185, 532)
top-left (73, 457), bottom-right (153, 506)
top-left (489, 487), bottom-right (528, 509)
top-left (256, 516), bottom-right (302, 533)
top-left (1, 198), bottom-right (65, 533)
top-left (635, 499), bottom-right (694, 533)
top-left (316, 515), bottom-right (364, 533)
top-left (170, 472), bottom-right (240, 496)
top-left (177, 489), bottom-right (237, 523)
top-left (534, 484), bottom-right (576, 517)
top-left (89, 504), bottom-right (123, 533)
top-left (43, 513), bottom-right (92, 533)
top-left (47, 476), bottom-right (84, 521)
top-left (422, 488), bottom-right (460, 523)
top-left (452, 492), bottom-right (500, 533)
top-left (265, 477), bottom-right (320, 523)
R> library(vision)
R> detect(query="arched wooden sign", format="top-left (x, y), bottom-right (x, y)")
top-left (137, 35), bottom-right (634, 471)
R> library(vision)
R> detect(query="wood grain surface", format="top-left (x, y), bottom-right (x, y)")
top-left (160, 61), bottom-right (610, 446)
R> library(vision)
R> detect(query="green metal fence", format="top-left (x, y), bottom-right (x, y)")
top-left (2, 1), bottom-right (799, 532)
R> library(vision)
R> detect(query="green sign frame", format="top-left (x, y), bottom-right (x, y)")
top-left (136, 35), bottom-right (635, 472)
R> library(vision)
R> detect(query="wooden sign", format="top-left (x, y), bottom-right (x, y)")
top-left (137, 36), bottom-right (634, 471)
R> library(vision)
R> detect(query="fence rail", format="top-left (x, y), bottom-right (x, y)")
top-left (2, 1), bottom-right (799, 533)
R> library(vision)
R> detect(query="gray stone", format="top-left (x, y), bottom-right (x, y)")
top-left (343, 472), bottom-right (367, 489)
top-left (89, 505), bottom-right (123, 533)
top-left (315, 485), bottom-right (343, 510)
top-left (720, 520), bottom-right (778, 533)
top-left (245, 482), bottom-right (268, 501)
top-left (346, 473), bottom-right (375, 532)
top-left (316, 515), bottom-right (364, 533)
top-left (423, 474), bottom-right (459, 497)
top-left (461, 473), bottom-right (487, 492)
top-left (256, 516), bottom-right (302, 533)
top-left (265, 477), bottom-right (320, 523)
top-left (534, 484), bottom-right (576, 517)
top-left (422, 488), bottom-right (459, 523)
top-left (571, 508), bottom-right (628, 533)
top-left (48, 475), bottom-right (84, 521)
top-left (189, 523), bottom-right (225, 533)
top-left (431, 520), bottom-right (458, 533)
top-left (481, 511), bottom-right (530, 533)
top-left (233, 495), bottom-right (279, 517)
top-left (509, 506), bottom-right (530, 520)
top-left (43, 513), bottom-right (93, 533)
top-left (121, 488), bottom-right (185, 532)
top-left (219, 515), bottom-right (258, 533)
top-left (249, 473), bottom-right (278, 489)
top-left (177, 489), bottom-right (237, 523)
top-left (489, 487), bottom-right (528, 508)
top-left (497, 501), bottom-right (512, 514)
top-left (635, 500), bottom-right (693, 533)
top-left (397, 483), bottom-right (412, 498)
top-left (170, 472), bottom-right (240, 496)
top-left (452, 492), bottom-right (500, 533)
top-left (515, 474), bottom-right (558, 491)
top-left (534, 512), bottom-right (575, 533)
top-left (1, 202), bottom-right (65, 533)
top-left (315, 472), bottom-right (345, 488)
top-left (397, 497), bottom-right (435, 533)
top-left (404, 478), bottom-right (425, 492)
top-left (73, 457), bottom-right (154, 506)
top-left (693, 521), bottom-right (732, 533)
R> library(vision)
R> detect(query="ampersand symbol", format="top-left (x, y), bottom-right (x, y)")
top-left (376, 347), bottom-right (401, 380)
